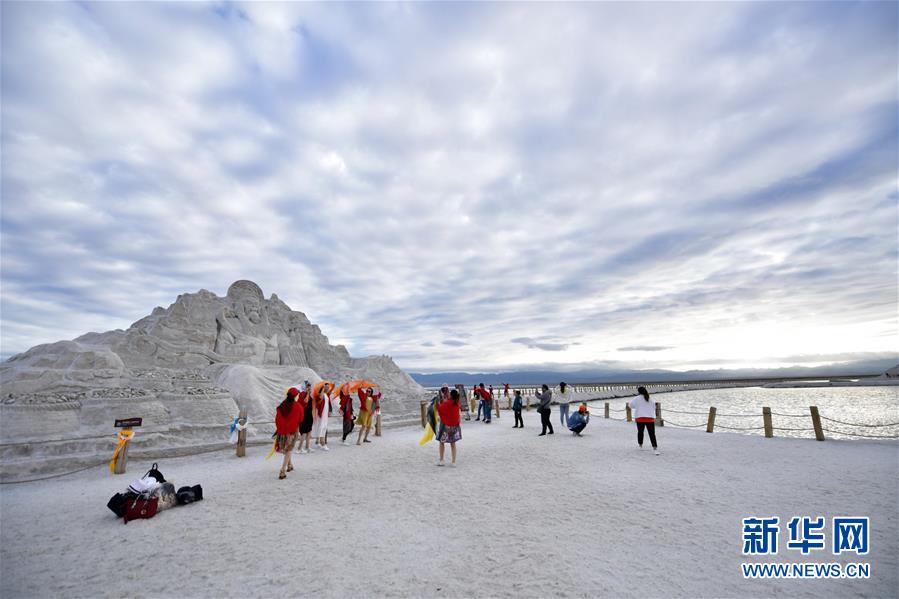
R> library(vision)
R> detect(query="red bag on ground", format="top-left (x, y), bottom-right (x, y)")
top-left (123, 495), bottom-right (159, 523)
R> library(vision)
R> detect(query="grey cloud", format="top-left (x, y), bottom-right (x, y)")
top-left (510, 337), bottom-right (570, 352)
top-left (618, 346), bottom-right (673, 352)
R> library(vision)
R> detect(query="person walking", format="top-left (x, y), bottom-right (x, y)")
top-left (512, 389), bottom-right (524, 428)
top-left (557, 382), bottom-right (573, 427)
top-left (567, 403), bottom-right (590, 436)
top-left (629, 386), bottom-right (660, 455)
top-left (311, 382), bottom-right (332, 451)
top-left (356, 387), bottom-right (376, 445)
top-left (338, 384), bottom-right (355, 445)
top-left (297, 381), bottom-right (313, 454)
top-left (274, 387), bottom-right (303, 479)
top-left (371, 387), bottom-right (383, 435)
top-left (475, 383), bottom-right (492, 423)
top-left (435, 388), bottom-right (462, 466)
top-left (535, 384), bottom-right (554, 436)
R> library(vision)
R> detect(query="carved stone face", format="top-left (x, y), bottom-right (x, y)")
top-left (245, 302), bottom-right (261, 324)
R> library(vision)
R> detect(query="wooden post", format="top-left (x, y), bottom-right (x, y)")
top-left (236, 409), bottom-right (247, 457)
top-left (526, 395), bottom-right (531, 412)
top-left (114, 432), bottom-right (129, 474)
top-left (469, 396), bottom-right (476, 413)
top-left (626, 403), bottom-right (632, 422)
top-left (809, 406), bottom-right (825, 441)
top-left (655, 402), bottom-right (664, 426)
top-left (420, 401), bottom-right (427, 428)
top-left (763, 406), bottom-right (773, 438)
top-left (706, 406), bottom-right (716, 433)
top-left (375, 413), bottom-right (382, 437)
top-left (604, 402), bottom-right (610, 419)
top-left (494, 398), bottom-right (500, 418)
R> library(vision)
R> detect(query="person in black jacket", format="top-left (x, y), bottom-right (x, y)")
top-left (534, 384), bottom-right (554, 436)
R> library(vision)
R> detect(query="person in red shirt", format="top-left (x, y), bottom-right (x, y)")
top-left (435, 388), bottom-right (462, 466)
top-left (475, 383), bottom-right (492, 424)
top-left (274, 387), bottom-right (303, 479)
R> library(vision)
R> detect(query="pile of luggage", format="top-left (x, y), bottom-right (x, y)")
top-left (106, 463), bottom-right (204, 523)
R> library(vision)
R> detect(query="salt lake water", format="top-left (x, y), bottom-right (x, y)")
top-left (586, 385), bottom-right (899, 441)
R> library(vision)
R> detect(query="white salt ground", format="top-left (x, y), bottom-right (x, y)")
top-left (1, 409), bottom-right (897, 599)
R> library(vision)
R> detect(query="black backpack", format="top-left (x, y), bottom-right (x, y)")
top-left (107, 491), bottom-right (138, 517)
top-left (144, 462), bottom-right (166, 483)
top-left (176, 484), bottom-right (203, 505)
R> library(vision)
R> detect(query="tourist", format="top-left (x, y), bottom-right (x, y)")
top-left (371, 387), bottom-right (383, 435)
top-left (436, 388), bottom-right (462, 466)
top-left (475, 383), bottom-right (492, 423)
top-left (312, 382), bottom-right (332, 451)
top-left (339, 384), bottom-right (354, 445)
top-left (568, 403), bottom-right (590, 436)
top-left (475, 387), bottom-right (484, 421)
top-left (629, 386), bottom-right (660, 455)
top-left (274, 387), bottom-right (303, 479)
top-left (512, 389), bottom-right (524, 428)
top-left (356, 387), bottom-right (375, 445)
top-left (535, 384), bottom-right (554, 436)
top-left (557, 381), bottom-right (573, 427)
top-left (297, 381), bottom-right (313, 454)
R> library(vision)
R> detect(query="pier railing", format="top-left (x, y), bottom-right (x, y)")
top-left (590, 401), bottom-right (899, 441)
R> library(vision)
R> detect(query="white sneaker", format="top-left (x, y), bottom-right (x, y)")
top-left (436, 460), bottom-right (445, 467)
top-left (341, 440), bottom-right (349, 446)
top-left (654, 449), bottom-right (660, 456)
top-left (322, 445), bottom-right (330, 451)
top-left (448, 462), bottom-right (456, 468)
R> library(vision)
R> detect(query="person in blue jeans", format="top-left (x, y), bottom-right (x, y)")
top-left (557, 381), bottom-right (572, 427)
top-left (568, 404), bottom-right (590, 436)
top-left (475, 383), bottom-right (492, 423)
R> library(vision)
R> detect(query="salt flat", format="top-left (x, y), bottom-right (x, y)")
top-left (1, 409), bottom-right (896, 598)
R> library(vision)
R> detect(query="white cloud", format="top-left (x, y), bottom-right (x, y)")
top-left (1, 2), bottom-right (896, 372)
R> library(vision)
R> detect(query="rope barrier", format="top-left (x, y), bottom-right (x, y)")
top-left (769, 411), bottom-right (808, 418)
top-left (0, 461), bottom-right (107, 485)
top-left (822, 428), bottom-right (899, 439)
top-left (663, 419), bottom-right (706, 428)
top-left (715, 423), bottom-right (766, 431)
top-left (662, 408), bottom-right (709, 415)
top-left (715, 413), bottom-right (762, 418)
top-left (0, 441), bottom-right (253, 486)
top-left (771, 425), bottom-right (814, 431)
top-left (819, 416), bottom-right (899, 428)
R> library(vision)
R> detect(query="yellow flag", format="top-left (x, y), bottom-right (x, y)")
top-left (109, 428), bottom-right (135, 473)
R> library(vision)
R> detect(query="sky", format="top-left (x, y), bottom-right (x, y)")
top-left (1, 1), bottom-right (897, 374)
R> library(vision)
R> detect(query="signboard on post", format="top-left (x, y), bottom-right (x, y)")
top-left (115, 418), bottom-right (143, 428)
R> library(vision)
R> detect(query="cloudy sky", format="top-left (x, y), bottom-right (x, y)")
top-left (1, 2), bottom-right (896, 373)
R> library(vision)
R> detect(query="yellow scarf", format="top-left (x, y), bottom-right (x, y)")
top-left (265, 438), bottom-right (278, 460)
top-left (109, 428), bottom-right (135, 473)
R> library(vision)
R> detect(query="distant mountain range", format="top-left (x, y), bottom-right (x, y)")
top-left (409, 358), bottom-right (898, 387)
